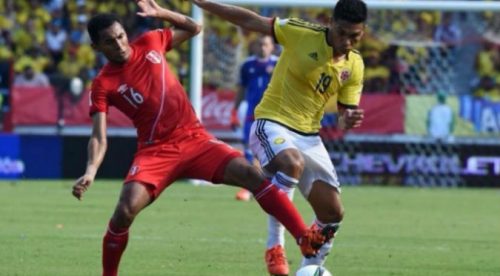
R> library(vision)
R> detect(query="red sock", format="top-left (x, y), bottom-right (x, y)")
top-left (253, 180), bottom-right (308, 241)
top-left (102, 221), bottom-right (129, 276)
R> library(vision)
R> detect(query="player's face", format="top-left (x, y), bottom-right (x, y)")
top-left (256, 36), bottom-right (274, 59)
top-left (93, 22), bottom-right (131, 63)
top-left (329, 20), bottom-right (365, 55)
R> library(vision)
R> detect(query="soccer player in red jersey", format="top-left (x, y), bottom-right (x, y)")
top-left (71, 1), bottom-right (327, 275)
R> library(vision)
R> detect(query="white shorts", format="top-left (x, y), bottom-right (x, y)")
top-left (249, 119), bottom-right (340, 197)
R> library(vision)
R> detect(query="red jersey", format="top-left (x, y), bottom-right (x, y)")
top-left (89, 28), bottom-right (201, 145)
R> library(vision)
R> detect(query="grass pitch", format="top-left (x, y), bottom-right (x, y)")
top-left (0, 180), bottom-right (499, 276)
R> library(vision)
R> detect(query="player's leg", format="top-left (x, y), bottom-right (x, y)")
top-left (103, 143), bottom-right (181, 276)
top-left (297, 139), bottom-right (343, 267)
top-left (250, 120), bottom-right (306, 274)
top-left (102, 181), bottom-right (153, 276)
top-left (301, 181), bottom-right (343, 267)
top-left (259, 149), bottom-right (302, 275)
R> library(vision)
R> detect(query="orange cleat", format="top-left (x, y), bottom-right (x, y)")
top-left (235, 188), bottom-right (252, 201)
top-left (298, 227), bottom-right (326, 258)
top-left (265, 245), bottom-right (289, 276)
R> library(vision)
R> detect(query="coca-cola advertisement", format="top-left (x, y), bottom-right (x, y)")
top-left (201, 87), bottom-right (234, 130)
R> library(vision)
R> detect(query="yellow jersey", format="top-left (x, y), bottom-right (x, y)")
top-left (255, 18), bottom-right (364, 133)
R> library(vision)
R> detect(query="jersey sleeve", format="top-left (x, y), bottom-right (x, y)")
top-left (89, 79), bottom-right (109, 116)
top-left (273, 17), bottom-right (325, 49)
top-left (135, 28), bottom-right (173, 52)
top-left (338, 56), bottom-right (364, 108)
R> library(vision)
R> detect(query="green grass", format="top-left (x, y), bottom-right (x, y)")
top-left (0, 181), bottom-right (499, 276)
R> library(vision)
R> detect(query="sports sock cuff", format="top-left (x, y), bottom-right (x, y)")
top-left (273, 171), bottom-right (299, 188)
top-left (314, 220), bottom-right (341, 232)
top-left (107, 221), bottom-right (129, 236)
top-left (253, 179), bottom-right (274, 199)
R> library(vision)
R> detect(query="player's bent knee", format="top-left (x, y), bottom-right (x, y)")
top-left (239, 165), bottom-right (265, 190)
top-left (113, 203), bottom-right (140, 227)
top-left (333, 206), bottom-right (345, 222)
top-left (274, 152), bottom-right (305, 177)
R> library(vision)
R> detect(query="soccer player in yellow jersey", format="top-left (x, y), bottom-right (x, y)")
top-left (192, 0), bottom-right (367, 274)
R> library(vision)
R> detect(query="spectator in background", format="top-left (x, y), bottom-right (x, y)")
top-left (363, 51), bottom-right (389, 93)
top-left (434, 13), bottom-right (462, 47)
top-left (474, 39), bottom-right (499, 79)
top-left (58, 49), bottom-right (84, 80)
top-left (410, 12), bottom-right (434, 41)
top-left (44, 0), bottom-right (65, 13)
top-left (70, 15), bottom-right (91, 45)
top-left (427, 92), bottom-right (454, 140)
top-left (474, 75), bottom-right (500, 102)
top-left (0, 30), bottom-right (14, 60)
top-left (13, 64), bottom-right (50, 87)
top-left (12, 19), bottom-right (44, 56)
top-left (70, 0), bottom-right (88, 27)
top-left (14, 46), bottom-right (51, 74)
top-left (45, 19), bottom-right (67, 69)
top-left (433, 13), bottom-right (462, 60)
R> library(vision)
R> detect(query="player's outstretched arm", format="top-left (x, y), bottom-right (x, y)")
top-left (136, 0), bottom-right (202, 47)
top-left (191, 0), bottom-right (272, 35)
top-left (72, 112), bottom-right (108, 201)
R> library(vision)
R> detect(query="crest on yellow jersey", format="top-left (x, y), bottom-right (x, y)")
top-left (274, 138), bottom-right (286, 145)
top-left (340, 69), bottom-right (351, 82)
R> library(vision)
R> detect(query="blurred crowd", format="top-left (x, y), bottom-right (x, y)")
top-left (0, 0), bottom-right (191, 94)
top-left (207, 7), bottom-right (500, 101)
top-left (473, 39), bottom-right (500, 102)
top-left (0, 0), bottom-right (499, 102)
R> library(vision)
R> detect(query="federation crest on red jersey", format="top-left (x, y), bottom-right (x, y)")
top-left (146, 50), bottom-right (162, 64)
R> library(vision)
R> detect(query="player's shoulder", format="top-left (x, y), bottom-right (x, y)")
top-left (92, 67), bottom-right (116, 90)
top-left (132, 28), bottom-right (170, 48)
top-left (243, 55), bottom-right (258, 64)
top-left (350, 49), bottom-right (362, 57)
top-left (278, 17), bottom-right (328, 33)
top-left (95, 64), bottom-right (114, 79)
top-left (242, 55), bottom-right (266, 70)
top-left (348, 50), bottom-right (364, 64)
top-left (134, 28), bottom-right (163, 41)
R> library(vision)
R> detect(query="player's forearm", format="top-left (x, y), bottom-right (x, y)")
top-left (194, 1), bottom-right (271, 34)
top-left (157, 8), bottom-right (201, 35)
top-left (85, 136), bottom-right (107, 178)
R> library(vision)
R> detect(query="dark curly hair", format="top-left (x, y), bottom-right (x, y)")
top-left (87, 13), bottom-right (122, 44)
top-left (333, 0), bottom-right (368, 24)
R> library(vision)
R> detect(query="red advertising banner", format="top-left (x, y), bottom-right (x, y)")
top-left (356, 94), bottom-right (405, 134)
top-left (321, 94), bottom-right (405, 139)
top-left (11, 87), bottom-right (132, 127)
top-left (11, 86), bottom-right (58, 125)
top-left (10, 87), bottom-right (405, 135)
